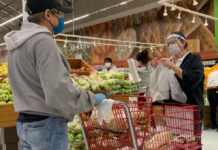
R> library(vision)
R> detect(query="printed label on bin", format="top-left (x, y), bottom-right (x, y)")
top-left (129, 97), bottom-right (137, 102)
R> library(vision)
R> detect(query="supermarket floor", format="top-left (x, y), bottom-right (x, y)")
top-left (202, 128), bottom-right (218, 150)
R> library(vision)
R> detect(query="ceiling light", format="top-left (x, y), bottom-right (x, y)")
top-left (204, 18), bottom-right (208, 27)
top-left (193, 0), bottom-right (198, 6)
top-left (170, 0), bottom-right (176, 11)
top-left (171, 6), bottom-right (176, 11)
top-left (163, 6), bottom-right (168, 16)
top-left (191, 15), bottom-right (196, 24)
top-left (177, 10), bottom-right (182, 20)
top-left (0, 14), bottom-right (23, 27)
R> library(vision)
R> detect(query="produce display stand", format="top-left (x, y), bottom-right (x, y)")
top-left (0, 76), bottom-right (19, 150)
top-left (0, 104), bottom-right (19, 150)
top-left (67, 59), bottom-right (94, 76)
top-left (79, 95), bottom-right (202, 150)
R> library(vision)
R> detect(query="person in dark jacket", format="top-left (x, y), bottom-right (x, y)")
top-left (160, 32), bottom-right (204, 150)
top-left (160, 32), bottom-right (204, 115)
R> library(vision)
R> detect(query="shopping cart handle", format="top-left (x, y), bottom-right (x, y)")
top-left (111, 100), bottom-right (126, 105)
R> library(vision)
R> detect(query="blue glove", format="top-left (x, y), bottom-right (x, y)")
top-left (95, 94), bottom-right (106, 105)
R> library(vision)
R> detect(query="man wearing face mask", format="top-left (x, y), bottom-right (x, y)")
top-left (4, 0), bottom-right (106, 149)
top-left (102, 57), bottom-right (117, 73)
top-left (160, 32), bottom-right (204, 119)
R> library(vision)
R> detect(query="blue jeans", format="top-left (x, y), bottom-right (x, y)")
top-left (17, 117), bottom-right (69, 150)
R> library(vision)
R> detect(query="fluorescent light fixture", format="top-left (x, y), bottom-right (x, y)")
top-left (64, 14), bottom-right (90, 24)
top-left (64, 0), bottom-right (133, 25)
top-left (0, 14), bottom-right (23, 27)
top-left (0, 43), bottom-right (6, 47)
top-left (120, 1), bottom-right (128, 5)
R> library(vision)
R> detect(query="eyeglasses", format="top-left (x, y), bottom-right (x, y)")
top-left (50, 9), bottom-right (64, 16)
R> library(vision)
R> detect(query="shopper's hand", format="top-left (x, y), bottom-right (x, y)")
top-left (160, 58), bottom-right (174, 69)
top-left (95, 94), bottom-right (106, 105)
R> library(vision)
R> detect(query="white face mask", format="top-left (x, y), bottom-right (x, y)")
top-left (168, 44), bottom-right (182, 56)
top-left (105, 63), bottom-right (111, 68)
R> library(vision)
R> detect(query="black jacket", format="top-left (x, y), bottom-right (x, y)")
top-left (175, 53), bottom-right (205, 107)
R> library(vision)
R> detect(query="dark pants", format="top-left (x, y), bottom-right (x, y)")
top-left (207, 88), bottom-right (218, 126)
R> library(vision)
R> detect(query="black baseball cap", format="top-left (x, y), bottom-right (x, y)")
top-left (26, 0), bottom-right (73, 15)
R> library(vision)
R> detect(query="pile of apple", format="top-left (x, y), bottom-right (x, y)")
top-left (0, 63), bottom-right (8, 76)
top-left (68, 115), bottom-right (85, 150)
top-left (71, 71), bottom-right (138, 95)
top-left (0, 78), bottom-right (13, 105)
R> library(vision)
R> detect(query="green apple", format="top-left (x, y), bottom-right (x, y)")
top-left (3, 78), bottom-right (9, 84)
top-left (2, 90), bottom-right (10, 95)
top-left (7, 101), bottom-right (13, 104)
top-left (1, 94), bottom-right (8, 102)
top-left (0, 89), bottom-right (3, 95)
top-left (0, 101), bottom-right (7, 105)
top-left (5, 85), bottom-right (11, 91)
top-left (0, 83), bottom-right (4, 89)
top-left (8, 95), bottom-right (13, 101)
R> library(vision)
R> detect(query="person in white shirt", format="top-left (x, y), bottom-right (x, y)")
top-left (207, 70), bottom-right (218, 130)
top-left (102, 57), bottom-right (117, 73)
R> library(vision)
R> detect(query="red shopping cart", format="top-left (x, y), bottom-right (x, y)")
top-left (79, 95), bottom-right (202, 150)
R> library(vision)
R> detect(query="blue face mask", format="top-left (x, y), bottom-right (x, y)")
top-left (53, 18), bottom-right (64, 35)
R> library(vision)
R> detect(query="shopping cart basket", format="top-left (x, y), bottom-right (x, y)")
top-left (79, 95), bottom-right (202, 150)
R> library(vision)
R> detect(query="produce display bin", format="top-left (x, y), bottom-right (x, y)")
top-left (0, 104), bottom-right (18, 128)
top-left (79, 95), bottom-right (202, 150)
top-left (67, 59), bottom-right (94, 76)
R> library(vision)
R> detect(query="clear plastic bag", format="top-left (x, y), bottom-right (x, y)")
top-left (150, 63), bottom-right (187, 103)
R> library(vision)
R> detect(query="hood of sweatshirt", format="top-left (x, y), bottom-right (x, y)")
top-left (4, 21), bottom-right (52, 51)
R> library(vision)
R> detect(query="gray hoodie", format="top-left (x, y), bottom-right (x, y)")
top-left (4, 21), bottom-right (97, 121)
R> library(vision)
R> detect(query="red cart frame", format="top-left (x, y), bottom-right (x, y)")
top-left (79, 95), bottom-right (202, 150)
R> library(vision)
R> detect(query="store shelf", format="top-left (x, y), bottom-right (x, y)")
top-left (0, 104), bottom-right (18, 128)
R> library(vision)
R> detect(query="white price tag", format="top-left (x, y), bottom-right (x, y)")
top-left (129, 97), bottom-right (137, 102)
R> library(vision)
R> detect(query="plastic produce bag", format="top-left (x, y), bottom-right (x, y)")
top-left (150, 63), bottom-right (187, 103)
top-left (95, 99), bottom-right (114, 125)
top-left (150, 64), bottom-right (170, 102)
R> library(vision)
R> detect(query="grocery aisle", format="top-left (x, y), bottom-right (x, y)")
top-left (202, 129), bottom-right (218, 150)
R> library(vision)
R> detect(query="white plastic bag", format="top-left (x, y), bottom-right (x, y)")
top-left (150, 64), bottom-right (170, 102)
top-left (150, 63), bottom-right (187, 103)
top-left (95, 99), bottom-right (114, 125)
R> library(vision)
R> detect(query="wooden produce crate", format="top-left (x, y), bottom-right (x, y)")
top-left (0, 104), bottom-right (18, 128)
top-left (0, 75), bottom-right (18, 128)
top-left (67, 59), bottom-right (94, 76)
